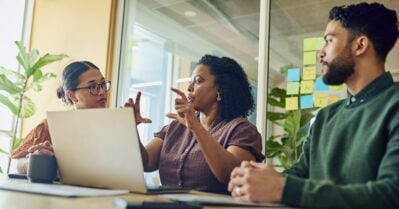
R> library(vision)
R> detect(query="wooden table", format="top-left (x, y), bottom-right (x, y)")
top-left (0, 176), bottom-right (295, 209)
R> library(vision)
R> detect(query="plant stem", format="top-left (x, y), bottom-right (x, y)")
top-left (6, 79), bottom-right (27, 173)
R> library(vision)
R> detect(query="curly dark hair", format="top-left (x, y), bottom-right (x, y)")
top-left (329, 2), bottom-right (399, 61)
top-left (56, 61), bottom-right (99, 105)
top-left (197, 54), bottom-right (254, 121)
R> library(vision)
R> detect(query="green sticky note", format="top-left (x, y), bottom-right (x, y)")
top-left (304, 37), bottom-right (324, 51)
top-left (303, 51), bottom-right (317, 65)
top-left (316, 37), bottom-right (324, 50)
top-left (304, 38), bottom-right (317, 51)
top-left (329, 85), bottom-right (344, 91)
top-left (287, 82), bottom-right (300, 95)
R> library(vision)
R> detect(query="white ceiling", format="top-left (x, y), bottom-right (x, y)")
top-left (137, 0), bottom-right (399, 83)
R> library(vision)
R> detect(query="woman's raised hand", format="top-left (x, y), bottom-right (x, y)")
top-left (166, 88), bottom-right (198, 130)
top-left (124, 91), bottom-right (152, 125)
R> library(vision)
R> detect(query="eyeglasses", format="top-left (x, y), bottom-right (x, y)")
top-left (73, 80), bottom-right (111, 95)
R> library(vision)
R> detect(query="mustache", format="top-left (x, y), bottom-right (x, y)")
top-left (320, 60), bottom-right (328, 66)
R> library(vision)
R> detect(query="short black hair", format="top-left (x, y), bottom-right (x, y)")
top-left (197, 54), bottom-right (254, 121)
top-left (329, 2), bottom-right (399, 61)
top-left (56, 61), bottom-right (99, 105)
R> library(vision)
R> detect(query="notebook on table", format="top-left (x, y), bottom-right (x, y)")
top-left (47, 108), bottom-right (189, 194)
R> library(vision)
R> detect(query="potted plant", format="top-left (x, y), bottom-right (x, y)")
top-left (0, 41), bottom-right (67, 173)
top-left (266, 65), bottom-right (319, 170)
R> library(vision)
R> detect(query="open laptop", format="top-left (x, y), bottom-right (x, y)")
top-left (47, 108), bottom-right (188, 194)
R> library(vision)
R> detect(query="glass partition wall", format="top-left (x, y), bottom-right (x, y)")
top-left (267, 0), bottom-right (399, 168)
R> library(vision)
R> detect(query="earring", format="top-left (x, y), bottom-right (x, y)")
top-left (217, 93), bottom-right (221, 101)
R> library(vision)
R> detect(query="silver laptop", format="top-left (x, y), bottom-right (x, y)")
top-left (47, 108), bottom-right (188, 194)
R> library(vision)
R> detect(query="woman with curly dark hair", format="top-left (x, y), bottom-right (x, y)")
top-left (126, 54), bottom-right (264, 194)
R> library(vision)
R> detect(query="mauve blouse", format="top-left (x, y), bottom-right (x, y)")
top-left (154, 115), bottom-right (264, 193)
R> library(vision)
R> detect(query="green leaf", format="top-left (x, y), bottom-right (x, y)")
top-left (27, 53), bottom-right (67, 77)
top-left (267, 112), bottom-right (286, 121)
top-left (0, 147), bottom-right (8, 155)
top-left (267, 97), bottom-right (285, 108)
top-left (284, 111), bottom-right (301, 137)
top-left (29, 49), bottom-right (39, 68)
top-left (19, 96), bottom-right (36, 118)
top-left (28, 72), bottom-right (56, 92)
top-left (266, 140), bottom-right (286, 158)
top-left (0, 74), bottom-right (23, 94)
top-left (269, 87), bottom-right (286, 97)
top-left (0, 94), bottom-right (18, 115)
top-left (268, 134), bottom-right (285, 141)
top-left (0, 66), bottom-right (25, 83)
top-left (33, 68), bottom-right (43, 82)
top-left (15, 41), bottom-right (31, 71)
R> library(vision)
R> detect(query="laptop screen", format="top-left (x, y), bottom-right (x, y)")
top-left (47, 108), bottom-right (147, 192)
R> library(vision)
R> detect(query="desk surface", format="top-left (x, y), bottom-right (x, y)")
top-left (0, 176), bottom-right (295, 209)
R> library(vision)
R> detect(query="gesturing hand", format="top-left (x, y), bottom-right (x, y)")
top-left (166, 88), bottom-right (199, 130)
top-left (124, 91), bottom-right (152, 125)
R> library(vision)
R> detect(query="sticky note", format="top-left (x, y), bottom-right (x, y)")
top-left (314, 93), bottom-right (328, 107)
top-left (287, 82), bottom-right (300, 95)
top-left (286, 97), bottom-right (298, 110)
top-left (304, 37), bottom-right (324, 51)
top-left (303, 51), bottom-right (317, 65)
top-left (329, 85), bottom-right (344, 91)
top-left (302, 66), bottom-right (316, 80)
top-left (300, 80), bottom-right (314, 94)
top-left (287, 68), bottom-right (300, 82)
top-left (304, 38), bottom-right (317, 52)
top-left (315, 77), bottom-right (328, 91)
top-left (300, 95), bottom-right (314, 109)
top-left (316, 37), bottom-right (324, 50)
top-left (330, 96), bottom-right (339, 104)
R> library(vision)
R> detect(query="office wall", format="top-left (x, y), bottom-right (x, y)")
top-left (22, 0), bottom-right (114, 136)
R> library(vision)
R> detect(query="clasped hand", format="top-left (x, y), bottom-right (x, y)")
top-left (228, 161), bottom-right (286, 203)
top-left (27, 140), bottom-right (54, 157)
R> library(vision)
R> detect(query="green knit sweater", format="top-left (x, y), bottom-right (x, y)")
top-left (282, 72), bottom-right (399, 209)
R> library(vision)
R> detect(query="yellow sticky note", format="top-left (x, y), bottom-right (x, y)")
top-left (287, 82), bottom-right (300, 95)
top-left (329, 85), bottom-right (344, 91)
top-left (314, 93), bottom-right (328, 107)
top-left (303, 51), bottom-right (317, 65)
top-left (302, 66), bottom-right (316, 80)
top-left (286, 97), bottom-right (298, 110)
top-left (300, 80), bottom-right (314, 94)
top-left (304, 38), bottom-right (317, 52)
top-left (330, 96), bottom-right (339, 104)
top-left (316, 37), bottom-right (324, 50)
top-left (304, 37), bottom-right (324, 51)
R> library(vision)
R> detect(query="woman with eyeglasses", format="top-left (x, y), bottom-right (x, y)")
top-left (12, 61), bottom-right (112, 173)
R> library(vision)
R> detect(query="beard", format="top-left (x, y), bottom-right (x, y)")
top-left (321, 46), bottom-right (355, 85)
